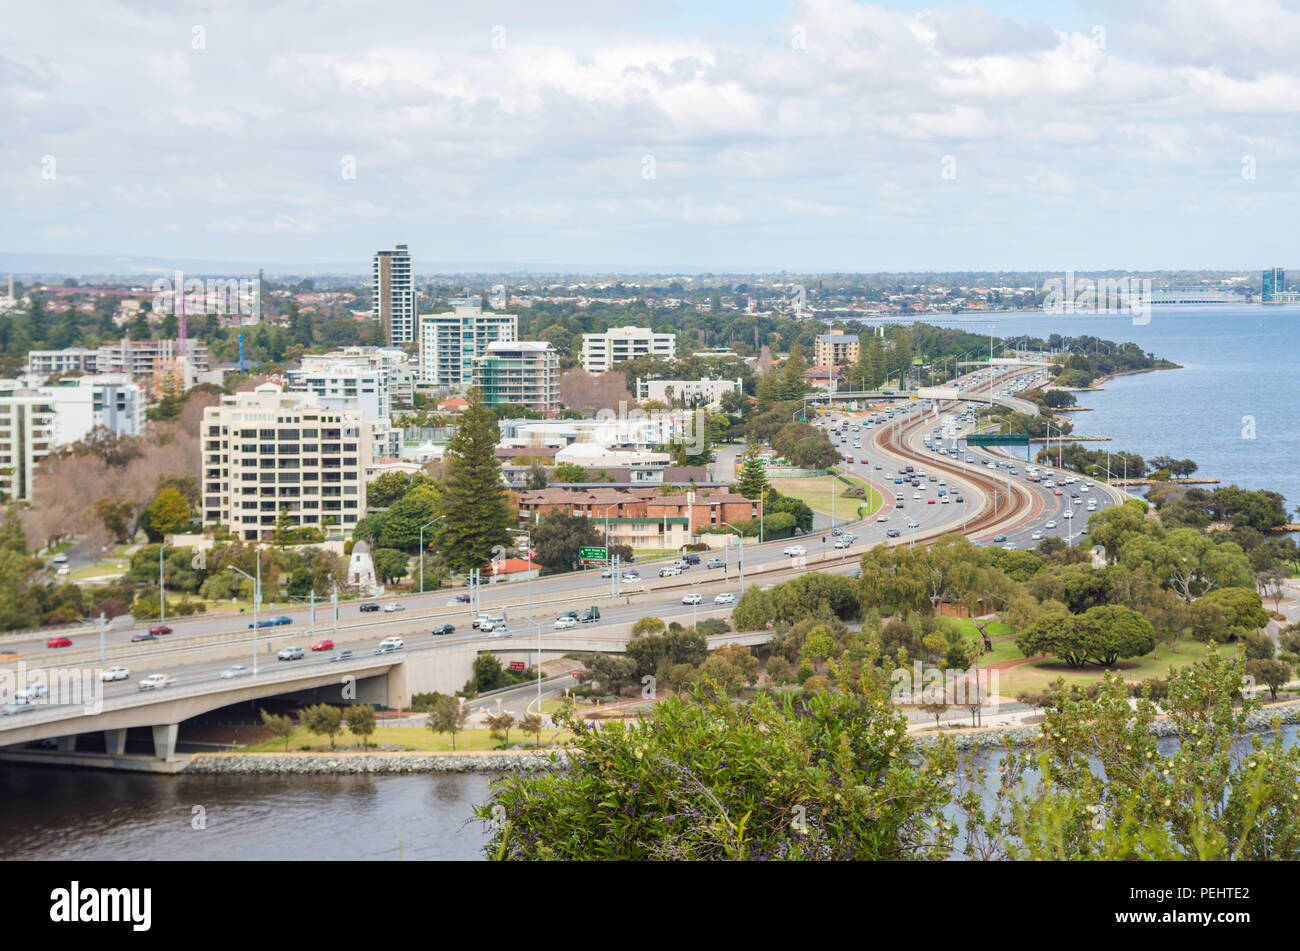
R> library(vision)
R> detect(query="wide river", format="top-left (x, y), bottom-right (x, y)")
top-left (5, 303), bottom-right (1295, 860)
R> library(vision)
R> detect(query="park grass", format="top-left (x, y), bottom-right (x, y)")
top-left (240, 724), bottom-right (571, 753)
top-left (632, 548), bottom-right (678, 561)
top-left (992, 637), bottom-right (1215, 696)
top-left (774, 473), bottom-right (884, 519)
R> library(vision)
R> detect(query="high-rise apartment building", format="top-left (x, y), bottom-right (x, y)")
top-left (473, 341), bottom-right (560, 415)
top-left (201, 384), bottom-right (371, 541)
top-left (580, 325), bottom-right (676, 374)
top-left (372, 244), bottom-right (417, 345)
top-left (1263, 267), bottom-right (1286, 303)
top-left (418, 298), bottom-right (517, 387)
top-left (814, 334), bottom-right (860, 367)
top-left (0, 380), bottom-right (56, 502)
top-left (39, 375), bottom-right (146, 445)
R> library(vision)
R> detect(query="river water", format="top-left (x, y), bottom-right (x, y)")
top-left (5, 303), bottom-right (1295, 859)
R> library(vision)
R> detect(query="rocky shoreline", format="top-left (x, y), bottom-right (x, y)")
top-left (184, 750), bottom-right (569, 774)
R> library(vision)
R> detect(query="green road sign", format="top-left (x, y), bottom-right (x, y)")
top-left (579, 547), bottom-right (608, 560)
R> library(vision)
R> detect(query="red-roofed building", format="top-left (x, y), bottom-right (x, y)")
top-left (437, 397), bottom-right (470, 413)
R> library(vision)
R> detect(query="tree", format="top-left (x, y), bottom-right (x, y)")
top-left (551, 462), bottom-right (588, 483)
top-left (343, 704), bottom-right (376, 749)
top-left (519, 712), bottom-right (544, 747)
top-left (734, 442), bottom-right (768, 500)
top-left (1015, 605), bottom-right (1155, 668)
top-left (632, 616), bottom-right (667, 639)
top-left (473, 675), bottom-right (959, 860)
top-left (372, 548), bottom-right (409, 584)
top-left (299, 703), bottom-right (343, 749)
top-left (486, 712), bottom-right (517, 746)
top-left (145, 487), bottom-right (191, 537)
top-left (434, 390), bottom-right (512, 573)
top-left (366, 470), bottom-right (423, 508)
top-left (94, 497), bottom-right (136, 544)
top-left (531, 511), bottom-right (601, 574)
top-left (1245, 658), bottom-right (1291, 700)
top-left (427, 693), bottom-right (470, 750)
top-left (260, 709), bottom-right (295, 752)
top-left (473, 653), bottom-right (504, 693)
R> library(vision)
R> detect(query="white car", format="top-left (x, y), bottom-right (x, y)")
top-left (907, 520), bottom-right (919, 528)
top-left (220, 665), bottom-right (252, 679)
top-left (876, 515), bottom-right (889, 523)
top-left (1044, 520), bottom-right (1057, 529)
top-left (554, 616), bottom-right (577, 630)
top-left (382, 603), bottom-right (405, 613)
top-left (15, 684), bottom-right (49, 701)
top-left (137, 674), bottom-right (174, 691)
top-left (659, 565), bottom-right (682, 577)
top-left (1031, 531), bottom-right (1044, 540)
top-left (760, 583), bottom-right (777, 591)
top-left (377, 636), bottom-right (405, 650)
top-left (1063, 510), bottom-right (1074, 519)
top-left (714, 593), bottom-right (735, 605)
top-left (100, 666), bottom-right (130, 682)
top-left (682, 593), bottom-right (702, 605)
top-left (783, 545), bottom-right (807, 557)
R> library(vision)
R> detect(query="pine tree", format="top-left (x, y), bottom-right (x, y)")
top-left (435, 388), bottom-right (512, 573)
top-left (734, 442), bottom-right (769, 500)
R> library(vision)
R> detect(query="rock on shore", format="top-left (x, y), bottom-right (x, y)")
top-left (184, 750), bottom-right (570, 774)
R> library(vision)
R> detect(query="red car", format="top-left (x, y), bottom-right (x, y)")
top-left (46, 636), bottom-right (73, 648)
top-left (311, 639), bottom-right (335, 652)
top-left (846, 456), bottom-right (854, 464)
top-left (149, 624), bottom-right (172, 635)
top-left (927, 498), bottom-right (936, 504)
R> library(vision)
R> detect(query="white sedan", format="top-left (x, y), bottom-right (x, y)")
top-left (100, 666), bottom-right (130, 682)
top-left (382, 603), bottom-right (405, 613)
top-left (220, 665), bottom-right (252, 679)
top-left (714, 593), bottom-right (736, 605)
top-left (554, 616), bottom-right (577, 630)
top-left (1045, 520), bottom-right (1058, 529)
top-left (682, 593), bottom-right (702, 605)
top-left (783, 545), bottom-right (807, 557)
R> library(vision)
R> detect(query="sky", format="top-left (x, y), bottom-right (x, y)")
top-left (4, 0), bottom-right (1300, 274)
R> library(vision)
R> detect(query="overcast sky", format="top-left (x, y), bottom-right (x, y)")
top-left (4, 0), bottom-right (1299, 273)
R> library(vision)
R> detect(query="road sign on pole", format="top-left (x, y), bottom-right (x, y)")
top-left (579, 547), bottom-right (608, 560)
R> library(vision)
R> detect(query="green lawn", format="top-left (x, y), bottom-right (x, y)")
top-left (992, 637), bottom-right (1216, 696)
top-left (241, 725), bottom-right (571, 753)
top-left (632, 548), bottom-right (678, 561)
top-left (775, 474), bottom-right (884, 520)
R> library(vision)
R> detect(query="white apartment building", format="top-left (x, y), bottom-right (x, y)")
top-left (26, 348), bottom-right (101, 378)
top-left (201, 384), bottom-right (372, 541)
top-left (286, 363), bottom-right (389, 421)
top-left (373, 244), bottom-right (417, 345)
top-left (39, 375), bottom-right (146, 445)
top-left (635, 377), bottom-right (742, 409)
top-left (581, 325), bottom-right (676, 373)
top-left (0, 381), bottom-right (56, 502)
top-left (294, 346), bottom-right (416, 407)
top-left (472, 341), bottom-right (559, 415)
top-left (418, 298), bottom-right (517, 387)
top-left (96, 338), bottom-right (210, 375)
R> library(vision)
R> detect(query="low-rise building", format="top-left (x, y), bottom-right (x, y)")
top-left (814, 334), bottom-right (860, 368)
top-left (38, 375), bottom-right (146, 445)
top-left (635, 377), bottom-right (742, 409)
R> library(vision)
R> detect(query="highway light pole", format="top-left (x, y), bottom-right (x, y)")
top-left (419, 516), bottom-right (444, 594)
top-left (78, 613), bottom-right (107, 665)
top-left (508, 528), bottom-right (539, 717)
top-left (227, 548), bottom-right (261, 674)
top-left (721, 522), bottom-right (745, 594)
top-left (159, 541), bottom-right (168, 622)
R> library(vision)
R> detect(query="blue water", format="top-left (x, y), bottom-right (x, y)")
top-left (930, 306), bottom-right (1298, 508)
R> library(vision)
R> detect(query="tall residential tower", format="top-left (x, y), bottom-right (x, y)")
top-left (372, 244), bottom-right (417, 345)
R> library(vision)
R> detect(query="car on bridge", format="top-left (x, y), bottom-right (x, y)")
top-left (131, 633), bottom-right (158, 642)
top-left (682, 593), bottom-right (702, 605)
top-left (783, 545), bottom-right (807, 557)
top-left (554, 616), bottom-right (577, 629)
top-left (359, 602), bottom-right (380, 612)
top-left (706, 557), bottom-right (725, 569)
top-left (137, 674), bottom-right (175, 691)
top-left (277, 646), bottom-right (305, 661)
top-left (149, 624), bottom-right (172, 635)
top-left (0, 649), bottom-right (19, 661)
top-left (714, 593), bottom-right (735, 605)
top-left (220, 665), bottom-right (253, 678)
top-left (100, 666), bottom-right (130, 682)
top-left (579, 607), bottom-right (601, 623)
top-left (432, 624), bottom-right (455, 636)
top-left (659, 565), bottom-right (682, 577)
top-left (375, 636), bottom-right (404, 652)
top-left (383, 603), bottom-right (405, 613)
top-left (46, 636), bottom-right (73, 648)
top-left (250, 616), bottom-right (292, 629)
top-left (311, 639), bottom-right (335, 651)
top-left (329, 651), bottom-right (353, 663)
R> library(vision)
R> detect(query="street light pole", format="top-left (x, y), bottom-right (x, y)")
top-left (419, 515), bottom-right (444, 595)
top-left (227, 547), bottom-right (261, 674)
top-left (159, 541), bottom-right (168, 622)
top-left (510, 528), bottom-right (539, 717)
top-left (722, 522), bottom-right (745, 594)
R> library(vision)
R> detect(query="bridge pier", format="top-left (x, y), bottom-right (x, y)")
top-left (151, 723), bottom-right (178, 761)
top-left (103, 728), bottom-right (127, 756)
top-left (56, 735), bottom-right (76, 753)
